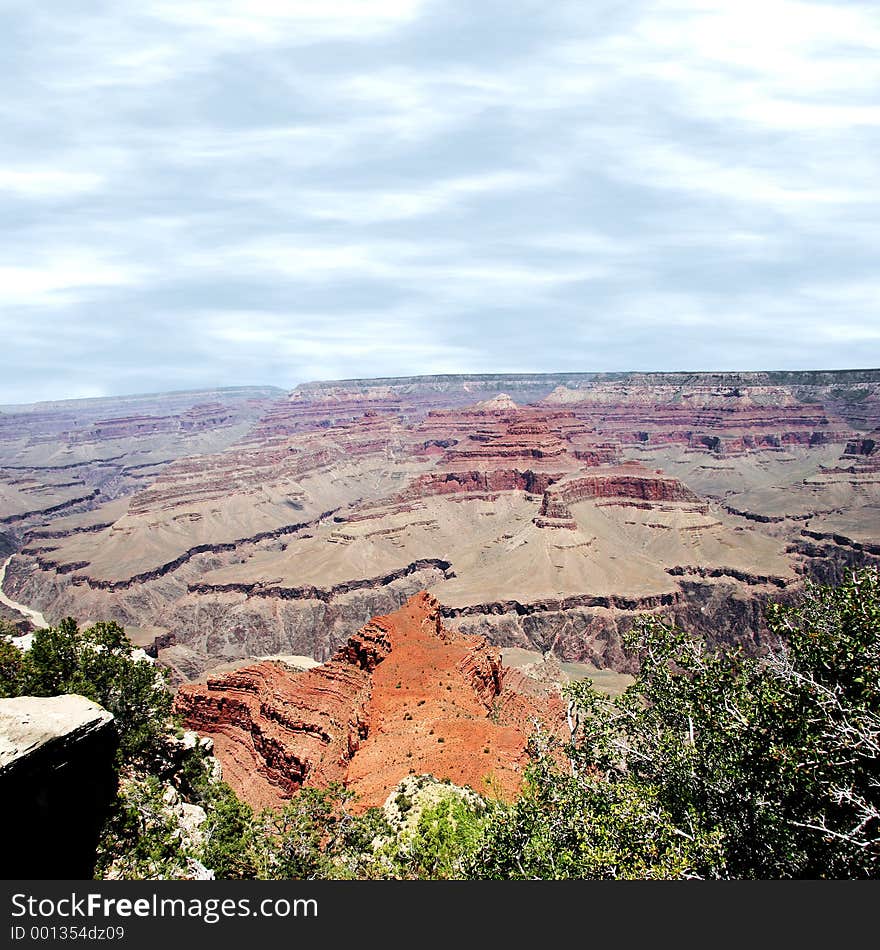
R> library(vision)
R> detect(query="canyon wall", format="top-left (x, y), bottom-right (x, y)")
top-left (2, 372), bottom-right (878, 685)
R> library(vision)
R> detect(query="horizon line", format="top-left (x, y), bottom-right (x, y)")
top-left (2, 367), bottom-right (880, 410)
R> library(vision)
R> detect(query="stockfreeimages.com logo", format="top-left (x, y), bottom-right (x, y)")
top-left (11, 893), bottom-right (318, 926)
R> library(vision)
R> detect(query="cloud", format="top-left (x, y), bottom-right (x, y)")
top-left (200, 308), bottom-right (478, 382)
top-left (0, 250), bottom-right (147, 307)
top-left (150, 0), bottom-right (426, 45)
top-left (298, 169), bottom-right (559, 223)
top-left (0, 0), bottom-right (877, 403)
top-left (0, 167), bottom-right (105, 199)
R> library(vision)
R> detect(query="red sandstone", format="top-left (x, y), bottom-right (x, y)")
top-left (174, 592), bottom-right (566, 811)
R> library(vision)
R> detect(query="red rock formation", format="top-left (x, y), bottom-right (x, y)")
top-left (395, 468), bottom-right (561, 501)
top-left (174, 592), bottom-right (565, 811)
top-left (68, 405), bottom-right (234, 443)
top-left (530, 465), bottom-right (704, 529)
top-left (549, 468), bottom-right (701, 505)
top-left (540, 383), bottom-right (851, 453)
top-left (820, 384), bottom-right (880, 431)
top-left (840, 431), bottom-right (880, 472)
top-left (379, 407), bottom-right (624, 506)
top-left (844, 434), bottom-right (878, 458)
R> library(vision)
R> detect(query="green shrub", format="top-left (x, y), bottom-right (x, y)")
top-left (473, 568), bottom-right (880, 879)
top-left (0, 618), bottom-right (173, 763)
top-left (0, 634), bottom-right (25, 697)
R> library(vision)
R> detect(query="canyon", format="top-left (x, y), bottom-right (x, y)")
top-left (1, 371), bottom-right (878, 691)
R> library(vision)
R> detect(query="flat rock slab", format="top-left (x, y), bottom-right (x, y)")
top-left (0, 694), bottom-right (114, 771)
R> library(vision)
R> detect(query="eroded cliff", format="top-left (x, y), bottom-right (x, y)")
top-left (174, 593), bottom-right (565, 811)
top-left (3, 372), bottom-right (879, 683)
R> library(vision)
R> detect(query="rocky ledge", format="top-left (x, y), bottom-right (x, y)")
top-left (0, 694), bottom-right (117, 878)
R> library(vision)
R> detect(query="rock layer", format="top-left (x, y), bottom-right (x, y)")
top-left (175, 592), bottom-right (565, 811)
top-left (3, 371), bottom-right (879, 685)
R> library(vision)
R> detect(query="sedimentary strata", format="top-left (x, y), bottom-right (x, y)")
top-left (2, 372), bottom-right (878, 686)
top-left (175, 593), bottom-right (565, 810)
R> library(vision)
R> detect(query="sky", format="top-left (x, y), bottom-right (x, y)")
top-left (1, 0), bottom-right (879, 404)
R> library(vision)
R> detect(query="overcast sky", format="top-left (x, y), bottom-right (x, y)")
top-left (1, 0), bottom-right (879, 403)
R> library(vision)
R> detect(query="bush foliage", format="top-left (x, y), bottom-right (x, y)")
top-left (1, 618), bottom-right (172, 761)
top-left (472, 567), bottom-right (880, 879)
